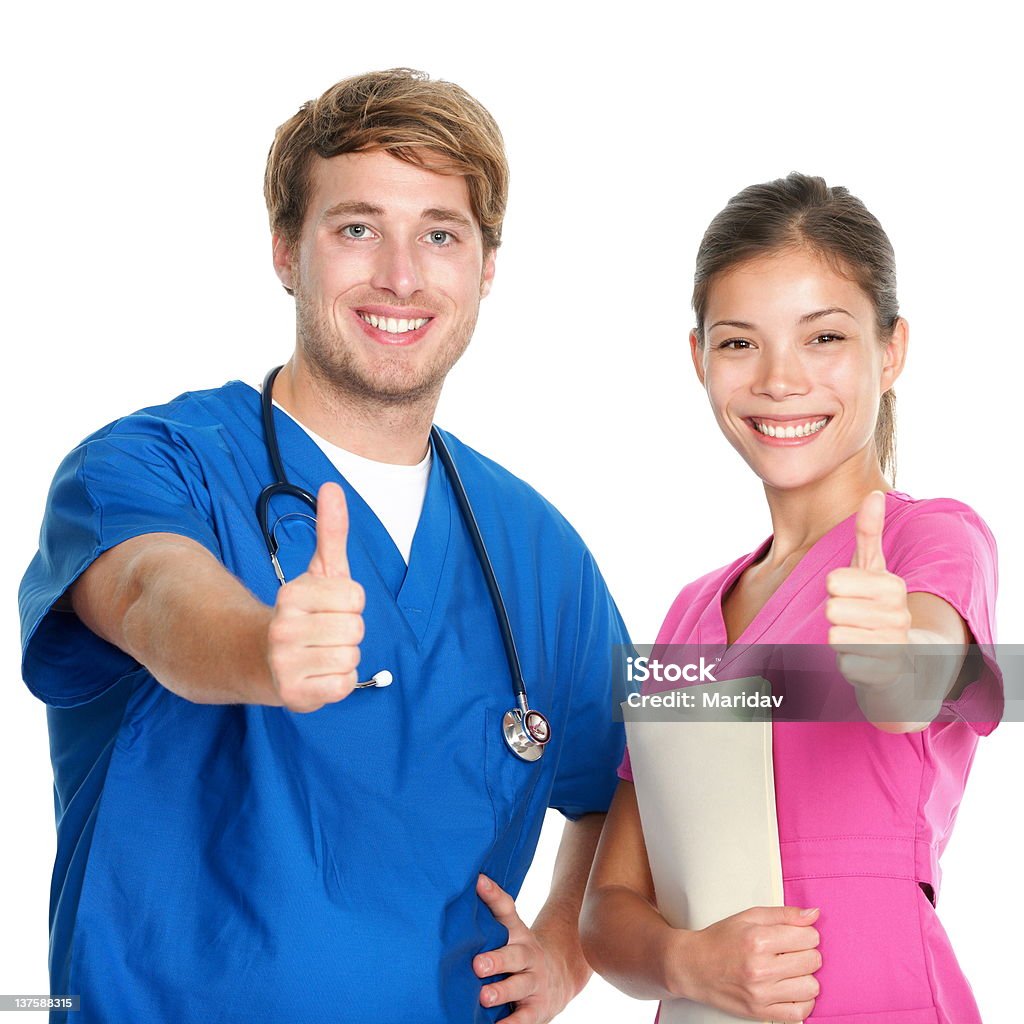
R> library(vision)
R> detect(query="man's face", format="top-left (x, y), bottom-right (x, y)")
top-left (273, 149), bottom-right (496, 406)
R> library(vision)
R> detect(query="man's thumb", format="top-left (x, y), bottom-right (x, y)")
top-left (307, 482), bottom-right (351, 578)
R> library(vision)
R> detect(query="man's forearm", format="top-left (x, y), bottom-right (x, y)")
top-left (72, 533), bottom-right (280, 705)
top-left (530, 813), bottom-right (606, 995)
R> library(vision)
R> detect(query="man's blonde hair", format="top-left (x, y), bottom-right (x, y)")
top-left (264, 68), bottom-right (508, 252)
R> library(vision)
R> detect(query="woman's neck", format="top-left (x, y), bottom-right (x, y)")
top-left (760, 450), bottom-right (891, 567)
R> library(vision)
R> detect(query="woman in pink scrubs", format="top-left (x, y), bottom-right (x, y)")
top-left (580, 173), bottom-right (999, 1023)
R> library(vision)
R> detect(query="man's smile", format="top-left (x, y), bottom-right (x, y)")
top-left (353, 305), bottom-right (436, 346)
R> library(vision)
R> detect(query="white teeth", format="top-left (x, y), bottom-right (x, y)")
top-left (752, 417), bottom-right (829, 439)
top-left (359, 313), bottom-right (430, 334)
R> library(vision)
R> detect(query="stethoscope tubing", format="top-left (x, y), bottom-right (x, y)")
top-left (257, 367), bottom-right (318, 583)
top-left (429, 428), bottom-right (529, 708)
top-left (255, 366), bottom-right (546, 751)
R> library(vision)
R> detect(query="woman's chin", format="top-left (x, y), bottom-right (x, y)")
top-left (741, 458), bottom-right (831, 493)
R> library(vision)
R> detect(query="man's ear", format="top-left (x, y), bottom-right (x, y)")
top-left (272, 233), bottom-right (296, 294)
top-left (479, 249), bottom-right (497, 298)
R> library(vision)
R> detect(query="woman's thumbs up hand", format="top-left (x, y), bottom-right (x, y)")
top-left (826, 491), bottom-right (913, 694)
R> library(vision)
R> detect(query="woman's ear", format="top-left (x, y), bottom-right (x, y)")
top-left (881, 317), bottom-right (909, 392)
top-left (690, 329), bottom-right (707, 387)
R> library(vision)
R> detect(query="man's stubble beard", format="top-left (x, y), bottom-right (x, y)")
top-left (295, 289), bottom-right (479, 411)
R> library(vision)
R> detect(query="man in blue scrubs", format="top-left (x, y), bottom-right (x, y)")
top-left (19, 69), bottom-right (627, 1022)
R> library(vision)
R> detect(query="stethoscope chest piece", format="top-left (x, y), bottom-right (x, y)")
top-left (503, 708), bottom-right (551, 762)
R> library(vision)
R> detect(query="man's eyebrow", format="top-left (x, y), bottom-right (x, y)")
top-left (319, 202), bottom-right (474, 229)
top-left (322, 201), bottom-right (385, 219)
top-left (422, 207), bottom-right (474, 229)
top-left (799, 306), bottom-right (854, 323)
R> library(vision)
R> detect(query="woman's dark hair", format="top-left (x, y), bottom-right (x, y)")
top-left (692, 172), bottom-right (899, 479)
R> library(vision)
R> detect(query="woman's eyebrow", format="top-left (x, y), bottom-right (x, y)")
top-left (708, 319), bottom-right (756, 331)
top-left (799, 306), bottom-right (855, 323)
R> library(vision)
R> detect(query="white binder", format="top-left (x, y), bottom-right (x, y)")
top-left (623, 677), bottom-right (783, 1024)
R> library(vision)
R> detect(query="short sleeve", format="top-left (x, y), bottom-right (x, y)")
top-left (18, 420), bottom-right (223, 708)
top-left (617, 746), bottom-right (634, 782)
top-left (887, 498), bottom-right (1001, 735)
top-left (548, 550), bottom-right (629, 819)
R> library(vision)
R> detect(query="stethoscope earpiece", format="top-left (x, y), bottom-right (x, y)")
top-left (355, 670), bottom-right (393, 689)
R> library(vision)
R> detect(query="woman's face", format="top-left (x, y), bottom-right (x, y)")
top-left (691, 246), bottom-right (906, 492)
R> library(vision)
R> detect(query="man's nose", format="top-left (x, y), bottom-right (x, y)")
top-left (369, 238), bottom-right (422, 299)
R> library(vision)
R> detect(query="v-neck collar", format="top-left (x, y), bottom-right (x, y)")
top-left (242, 383), bottom-right (453, 649)
top-left (395, 437), bottom-right (452, 645)
top-left (705, 493), bottom-right (906, 651)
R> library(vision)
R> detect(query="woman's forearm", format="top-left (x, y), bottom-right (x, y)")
top-left (853, 628), bottom-right (966, 732)
top-left (580, 883), bottom-right (693, 1001)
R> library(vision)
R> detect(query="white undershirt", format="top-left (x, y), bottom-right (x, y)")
top-left (273, 402), bottom-right (430, 564)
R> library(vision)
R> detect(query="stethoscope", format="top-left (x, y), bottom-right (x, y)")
top-left (256, 366), bottom-right (552, 762)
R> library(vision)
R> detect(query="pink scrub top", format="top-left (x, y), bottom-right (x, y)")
top-left (620, 492), bottom-right (1000, 1023)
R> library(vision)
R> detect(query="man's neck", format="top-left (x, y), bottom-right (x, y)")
top-left (269, 358), bottom-right (435, 466)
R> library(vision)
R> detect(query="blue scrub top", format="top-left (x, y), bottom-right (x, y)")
top-left (19, 381), bottom-right (628, 1024)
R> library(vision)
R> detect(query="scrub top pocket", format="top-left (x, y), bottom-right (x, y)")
top-left (481, 708), bottom-right (545, 883)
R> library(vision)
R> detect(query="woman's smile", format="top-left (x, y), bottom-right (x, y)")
top-left (746, 414), bottom-right (833, 443)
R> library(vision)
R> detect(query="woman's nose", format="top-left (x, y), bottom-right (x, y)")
top-left (753, 346), bottom-right (811, 400)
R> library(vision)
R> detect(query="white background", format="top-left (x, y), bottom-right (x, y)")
top-left (3, 1), bottom-right (1021, 1019)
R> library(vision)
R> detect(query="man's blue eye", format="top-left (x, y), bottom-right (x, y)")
top-left (343, 224), bottom-right (369, 238)
top-left (427, 230), bottom-right (451, 245)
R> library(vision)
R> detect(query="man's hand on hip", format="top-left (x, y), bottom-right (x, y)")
top-left (474, 873), bottom-right (578, 1023)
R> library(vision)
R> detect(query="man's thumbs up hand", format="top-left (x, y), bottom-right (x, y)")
top-left (267, 483), bottom-right (366, 713)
